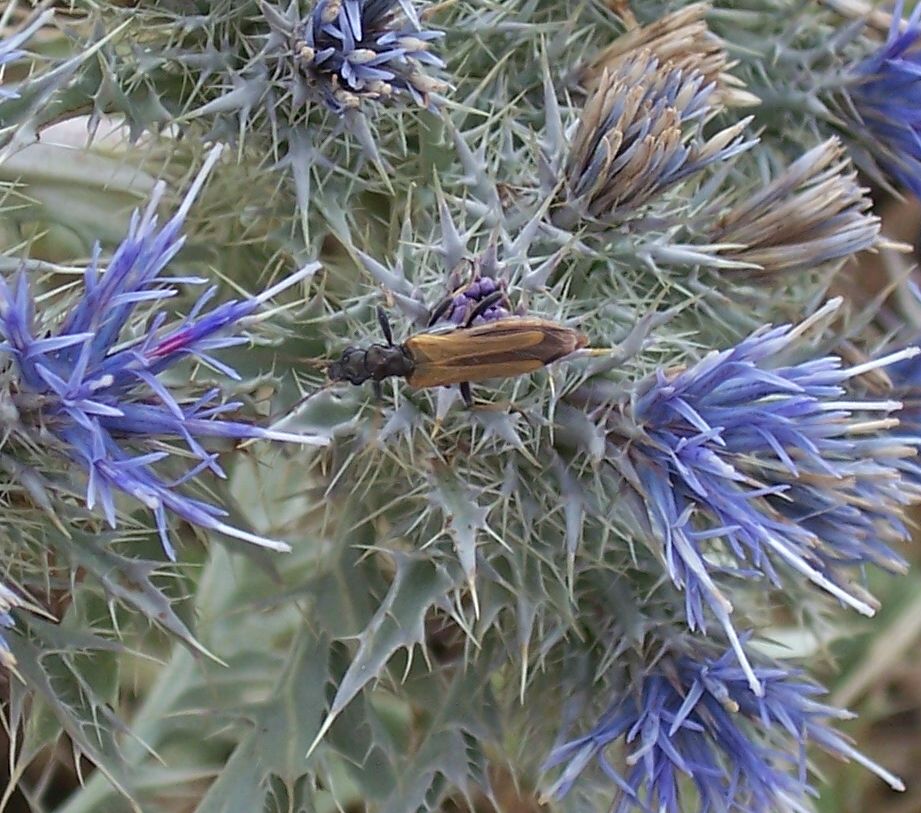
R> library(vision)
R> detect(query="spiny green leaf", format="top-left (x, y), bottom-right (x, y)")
top-left (48, 533), bottom-right (208, 657)
top-left (428, 463), bottom-right (490, 591)
top-left (6, 630), bottom-right (136, 810)
top-left (379, 655), bottom-right (503, 813)
top-left (309, 553), bottom-right (457, 755)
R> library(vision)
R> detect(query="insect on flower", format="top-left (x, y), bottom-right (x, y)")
top-left (327, 292), bottom-right (588, 404)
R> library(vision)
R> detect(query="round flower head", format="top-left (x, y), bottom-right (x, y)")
top-left (581, 2), bottom-right (758, 108)
top-left (0, 147), bottom-right (327, 560)
top-left (427, 253), bottom-right (516, 328)
top-left (578, 300), bottom-right (921, 693)
top-left (707, 139), bottom-right (880, 274)
top-left (288, 0), bottom-right (446, 113)
top-left (543, 642), bottom-right (903, 812)
top-left (547, 51), bottom-right (755, 228)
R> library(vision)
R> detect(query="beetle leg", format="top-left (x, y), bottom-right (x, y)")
top-left (459, 381), bottom-right (473, 407)
top-left (463, 290), bottom-right (504, 327)
top-left (372, 380), bottom-right (383, 400)
top-left (427, 295), bottom-right (454, 327)
top-left (377, 307), bottom-right (394, 346)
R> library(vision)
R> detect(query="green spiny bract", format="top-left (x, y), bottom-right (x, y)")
top-left (2, 2), bottom-right (919, 812)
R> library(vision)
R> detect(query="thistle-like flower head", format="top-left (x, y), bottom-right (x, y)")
top-left (268, 0), bottom-right (445, 114)
top-left (543, 642), bottom-right (903, 811)
top-left (581, 2), bottom-right (758, 108)
top-left (708, 138), bottom-right (880, 273)
top-left (848, 0), bottom-right (921, 196)
top-left (428, 252), bottom-right (517, 327)
top-left (580, 300), bottom-right (919, 693)
top-left (548, 51), bottom-right (755, 228)
top-left (352, 192), bottom-right (533, 336)
top-left (0, 146), bottom-right (326, 560)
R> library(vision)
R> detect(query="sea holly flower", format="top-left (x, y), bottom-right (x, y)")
top-left (576, 300), bottom-right (920, 693)
top-left (846, 0), bottom-right (921, 197)
top-left (545, 51), bottom-right (756, 229)
top-left (706, 138), bottom-right (879, 273)
top-left (353, 196), bottom-right (530, 332)
top-left (581, 2), bottom-right (759, 108)
top-left (0, 146), bottom-right (327, 560)
top-left (427, 253), bottom-right (517, 328)
top-left (261, 0), bottom-right (446, 115)
top-left (542, 642), bottom-right (903, 812)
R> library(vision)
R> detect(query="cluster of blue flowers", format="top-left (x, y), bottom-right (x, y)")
top-left (544, 642), bottom-right (904, 811)
top-left (287, 0), bottom-right (445, 113)
top-left (594, 299), bottom-right (919, 694)
top-left (0, 146), bottom-right (326, 561)
top-left (436, 275), bottom-right (513, 326)
top-left (6, 1), bottom-right (921, 810)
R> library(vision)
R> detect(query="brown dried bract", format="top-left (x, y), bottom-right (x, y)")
top-left (582, 2), bottom-right (759, 108)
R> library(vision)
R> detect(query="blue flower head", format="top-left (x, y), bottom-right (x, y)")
top-left (848, 1), bottom-right (921, 196)
top-left (283, 0), bottom-right (446, 114)
top-left (353, 198), bottom-right (529, 333)
top-left (543, 643), bottom-right (903, 812)
top-left (0, 146), bottom-right (327, 560)
top-left (591, 300), bottom-right (920, 694)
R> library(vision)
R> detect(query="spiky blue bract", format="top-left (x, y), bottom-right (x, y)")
top-left (848, 1), bottom-right (921, 197)
top-left (587, 300), bottom-right (920, 693)
top-left (542, 643), bottom-right (903, 812)
top-left (0, 9), bottom-right (52, 99)
top-left (288, 0), bottom-right (445, 113)
top-left (0, 146), bottom-right (325, 561)
top-left (879, 300), bottom-right (921, 489)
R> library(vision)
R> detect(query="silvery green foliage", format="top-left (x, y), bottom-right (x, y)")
top-left (3, 1), bottom-right (921, 812)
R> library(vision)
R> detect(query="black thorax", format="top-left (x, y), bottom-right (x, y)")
top-left (328, 343), bottom-right (415, 385)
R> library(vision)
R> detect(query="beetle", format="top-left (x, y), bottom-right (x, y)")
top-left (327, 291), bottom-right (588, 404)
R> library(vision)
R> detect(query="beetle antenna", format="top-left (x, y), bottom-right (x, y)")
top-left (377, 307), bottom-right (394, 346)
top-left (281, 379), bottom-right (334, 416)
top-left (464, 290), bottom-right (504, 327)
top-left (427, 295), bottom-right (454, 327)
top-left (239, 380), bottom-right (334, 448)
